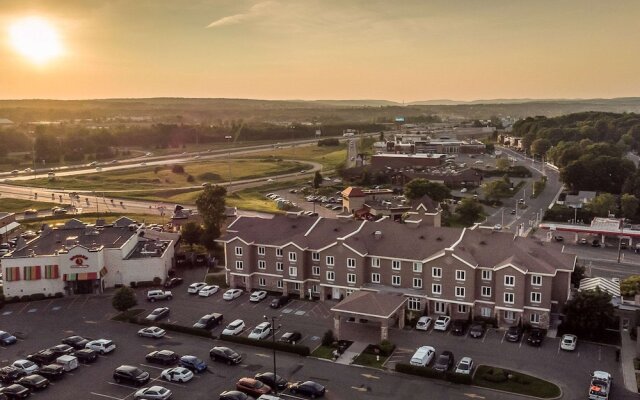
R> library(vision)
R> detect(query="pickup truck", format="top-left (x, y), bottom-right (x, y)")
top-left (589, 371), bottom-right (611, 400)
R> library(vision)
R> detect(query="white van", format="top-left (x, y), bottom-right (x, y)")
top-left (56, 355), bottom-right (78, 371)
top-left (410, 346), bottom-right (435, 367)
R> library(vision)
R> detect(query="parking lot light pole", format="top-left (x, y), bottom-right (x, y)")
top-left (264, 315), bottom-right (281, 394)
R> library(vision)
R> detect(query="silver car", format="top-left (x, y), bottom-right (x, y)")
top-left (134, 385), bottom-right (172, 400)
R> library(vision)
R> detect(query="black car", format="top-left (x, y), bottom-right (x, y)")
top-left (209, 346), bottom-right (242, 365)
top-left (37, 364), bottom-right (64, 381)
top-left (193, 313), bottom-right (224, 329)
top-left (433, 350), bottom-right (454, 372)
top-left (0, 384), bottom-right (30, 399)
top-left (289, 381), bottom-right (326, 398)
top-left (469, 323), bottom-right (485, 338)
top-left (61, 335), bottom-right (90, 350)
top-left (505, 326), bottom-right (522, 342)
top-left (0, 367), bottom-right (26, 384)
top-left (164, 277), bottom-right (183, 288)
top-left (0, 331), bottom-right (17, 346)
top-left (450, 320), bottom-right (467, 336)
top-left (254, 372), bottom-right (288, 391)
top-left (113, 365), bottom-right (150, 386)
top-left (74, 349), bottom-right (98, 363)
top-left (26, 350), bottom-right (58, 366)
top-left (17, 374), bottom-right (49, 391)
top-left (270, 295), bottom-right (290, 309)
top-left (145, 350), bottom-right (179, 365)
top-left (526, 329), bottom-right (545, 347)
top-left (48, 344), bottom-right (74, 356)
top-left (219, 390), bottom-right (249, 400)
top-left (278, 331), bottom-right (302, 344)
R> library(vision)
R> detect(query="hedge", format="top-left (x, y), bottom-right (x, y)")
top-left (126, 314), bottom-right (214, 339)
top-left (395, 363), bottom-right (472, 385)
top-left (219, 334), bottom-right (310, 357)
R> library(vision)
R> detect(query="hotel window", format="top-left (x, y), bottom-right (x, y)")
top-left (289, 252), bottom-right (297, 262)
top-left (277, 280), bottom-right (283, 289)
top-left (455, 286), bottom-right (465, 298)
top-left (312, 252), bottom-right (320, 261)
top-left (234, 247), bottom-right (243, 256)
top-left (455, 270), bottom-right (466, 281)
top-left (392, 275), bottom-right (401, 286)
top-left (258, 260), bottom-right (266, 270)
top-left (294, 283), bottom-right (300, 291)
top-left (413, 262), bottom-right (423, 273)
top-left (392, 260), bottom-right (401, 270)
top-left (481, 286), bottom-right (492, 297)
top-left (371, 257), bottom-right (380, 268)
top-left (347, 273), bottom-right (356, 284)
top-left (531, 275), bottom-right (542, 286)
top-left (347, 258), bottom-right (356, 268)
top-left (326, 271), bottom-right (335, 281)
top-left (481, 270), bottom-right (492, 281)
top-left (504, 275), bottom-right (515, 287)
top-left (504, 293), bottom-right (515, 304)
top-left (408, 297), bottom-right (421, 311)
top-left (531, 292), bottom-right (542, 303)
top-left (504, 311), bottom-right (516, 321)
top-left (258, 278), bottom-right (266, 287)
top-left (276, 248), bottom-right (283, 257)
top-left (432, 267), bottom-right (442, 278)
top-left (312, 266), bottom-right (320, 276)
top-left (289, 267), bottom-right (297, 277)
top-left (458, 304), bottom-right (467, 313)
top-left (276, 262), bottom-right (283, 272)
top-left (44, 265), bottom-right (59, 279)
top-left (530, 313), bottom-right (540, 324)
top-left (326, 256), bottom-right (334, 266)
top-left (312, 284), bottom-right (319, 293)
top-left (434, 302), bottom-right (445, 313)
top-left (371, 273), bottom-right (381, 283)
top-left (413, 278), bottom-right (423, 289)
top-left (257, 246), bottom-right (265, 256)
top-left (480, 307), bottom-right (492, 317)
top-left (235, 261), bottom-right (243, 270)
top-left (432, 283), bottom-right (442, 295)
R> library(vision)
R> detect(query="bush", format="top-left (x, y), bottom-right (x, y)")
top-left (171, 165), bottom-right (185, 174)
top-left (395, 363), bottom-right (473, 385)
top-left (377, 340), bottom-right (395, 357)
top-left (54, 292), bottom-right (64, 298)
top-left (152, 277), bottom-right (162, 286)
top-left (322, 330), bottom-right (335, 346)
top-left (155, 322), bottom-right (213, 339)
top-left (135, 281), bottom-right (156, 288)
top-left (219, 334), bottom-right (310, 356)
top-left (482, 367), bottom-right (509, 383)
top-left (20, 295), bottom-right (30, 302)
top-left (187, 175), bottom-right (195, 183)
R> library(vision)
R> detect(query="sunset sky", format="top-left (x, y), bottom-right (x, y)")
top-left (2, 0), bottom-right (640, 102)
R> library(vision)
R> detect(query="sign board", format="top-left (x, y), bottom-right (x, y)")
top-left (394, 116), bottom-right (405, 123)
top-left (315, 130), bottom-right (321, 136)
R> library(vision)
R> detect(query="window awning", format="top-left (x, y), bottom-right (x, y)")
top-left (64, 272), bottom-right (98, 281)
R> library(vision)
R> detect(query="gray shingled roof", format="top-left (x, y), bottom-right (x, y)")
top-left (331, 290), bottom-right (406, 318)
top-left (221, 215), bottom-right (319, 247)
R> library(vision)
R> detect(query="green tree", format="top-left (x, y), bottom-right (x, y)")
top-left (496, 157), bottom-right (510, 171)
top-left (404, 178), bottom-right (451, 202)
top-left (571, 265), bottom-right (586, 288)
top-left (455, 198), bottom-right (483, 226)
top-left (621, 194), bottom-right (639, 219)
top-left (620, 275), bottom-right (640, 297)
top-left (482, 179), bottom-right (511, 203)
top-left (195, 185), bottom-right (227, 251)
top-left (313, 171), bottom-right (323, 189)
top-left (563, 289), bottom-right (614, 339)
top-left (587, 193), bottom-right (617, 217)
top-left (530, 138), bottom-right (551, 156)
top-left (181, 222), bottom-right (203, 250)
top-left (112, 286), bottom-right (137, 312)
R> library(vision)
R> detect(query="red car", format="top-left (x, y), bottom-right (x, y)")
top-left (235, 377), bottom-right (272, 397)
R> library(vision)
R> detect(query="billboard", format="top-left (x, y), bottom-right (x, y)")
top-left (394, 116), bottom-right (405, 123)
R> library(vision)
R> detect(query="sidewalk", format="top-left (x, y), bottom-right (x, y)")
top-left (620, 330), bottom-right (638, 392)
top-left (335, 341), bottom-right (368, 365)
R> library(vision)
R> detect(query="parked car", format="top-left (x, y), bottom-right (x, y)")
top-left (193, 313), bottom-right (223, 329)
top-left (248, 322), bottom-right (272, 340)
top-left (493, 224), bottom-right (502, 231)
top-left (450, 320), bottom-right (467, 335)
top-left (0, 384), bottom-right (30, 399)
top-left (48, 344), bottom-right (74, 357)
top-left (433, 351), bottom-right (454, 372)
top-left (222, 319), bottom-right (245, 336)
top-left (61, 335), bottom-right (90, 349)
top-left (16, 374), bottom-right (48, 391)
top-left (236, 377), bottom-right (272, 397)
top-left (505, 326), bottom-right (522, 342)
top-left (410, 346), bottom-right (436, 367)
top-left (433, 316), bottom-right (451, 331)
top-left (164, 277), bottom-right (183, 288)
top-left (560, 334), bottom-right (577, 351)
top-left (199, 285), bottom-right (220, 297)
top-left (455, 357), bottom-right (474, 375)
top-left (249, 290), bottom-right (268, 302)
top-left (27, 350), bottom-right (57, 366)
top-left (147, 290), bottom-right (173, 302)
top-left (73, 349), bottom-right (98, 364)
top-left (12, 360), bottom-right (38, 374)
top-left (219, 391), bottom-right (250, 400)
top-left (178, 356), bottom-right (207, 373)
top-left (36, 364), bottom-right (64, 381)
top-left (289, 381), bottom-right (326, 398)
top-left (0, 367), bottom-right (26, 384)
top-left (146, 307), bottom-right (170, 321)
top-left (270, 295), bottom-right (290, 309)
top-left (145, 350), bottom-right (179, 366)
top-left (526, 329), bottom-right (545, 347)
top-left (0, 331), bottom-right (17, 346)
top-left (134, 385), bottom-right (172, 400)
top-left (138, 326), bottom-right (166, 339)
top-left (86, 339), bottom-right (116, 354)
top-left (415, 316), bottom-right (432, 331)
top-left (278, 331), bottom-right (302, 344)
top-left (254, 372), bottom-right (288, 391)
top-left (161, 367), bottom-right (193, 383)
top-left (187, 282), bottom-right (207, 294)
top-left (113, 365), bottom-right (150, 386)
top-left (209, 346), bottom-right (242, 365)
top-left (469, 323), bottom-right (485, 338)
top-left (223, 289), bottom-right (243, 300)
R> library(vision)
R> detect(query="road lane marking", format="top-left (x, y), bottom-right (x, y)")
top-left (139, 363), bottom-right (165, 370)
top-left (2, 311), bottom-right (12, 316)
top-left (91, 392), bottom-right (124, 400)
top-left (17, 302), bottom-right (31, 314)
top-left (361, 373), bottom-right (379, 379)
top-left (52, 306), bottom-right (61, 311)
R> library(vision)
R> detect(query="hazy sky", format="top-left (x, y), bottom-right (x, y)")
top-left (2, 0), bottom-right (640, 101)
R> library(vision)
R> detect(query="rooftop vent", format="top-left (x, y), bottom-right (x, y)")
top-left (373, 230), bottom-right (383, 240)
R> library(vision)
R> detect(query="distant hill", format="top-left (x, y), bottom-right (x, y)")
top-left (311, 100), bottom-right (401, 107)
top-left (408, 97), bottom-right (640, 106)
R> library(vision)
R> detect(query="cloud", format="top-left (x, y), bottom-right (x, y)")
top-left (206, 1), bottom-right (277, 28)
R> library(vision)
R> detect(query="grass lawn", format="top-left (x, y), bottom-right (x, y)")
top-left (0, 198), bottom-right (63, 213)
top-left (352, 352), bottom-right (389, 369)
top-left (241, 144), bottom-right (347, 171)
top-left (474, 365), bottom-right (561, 399)
top-left (311, 345), bottom-right (336, 360)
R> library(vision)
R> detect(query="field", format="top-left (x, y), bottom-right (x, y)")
top-left (0, 198), bottom-right (63, 213)
top-left (241, 144), bottom-right (347, 171)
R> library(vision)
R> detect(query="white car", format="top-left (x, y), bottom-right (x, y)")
top-left (410, 346), bottom-right (436, 366)
top-left (560, 334), bottom-right (577, 351)
top-left (433, 316), bottom-right (451, 331)
top-left (249, 290), bottom-right (268, 302)
top-left (415, 316), bottom-right (433, 331)
top-left (198, 285), bottom-right (220, 297)
top-left (138, 326), bottom-right (166, 339)
top-left (13, 359), bottom-right (39, 373)
top-left (222, 319), bottom-right (245, 336)
top-left (86, 339), bottom-right (116, 354)
top-left (460, 188), bottom-right (467, 193)
top-left (134, 385), bottom-right (172, 400)
top-left (188, 282), bottom-right (207, 294)
top-left (223, 289), bottom-right (243, 300)
top-left (493, 224), bottom-right (502, 231)
top-left (248, 322), bottom-right (272, 340)
top-left (161, 367), bottom-right (194, 383)
top-left (455, 357), bottom-right (474, 375)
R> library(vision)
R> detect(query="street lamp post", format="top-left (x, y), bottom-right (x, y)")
top-left (264, 315), bottom-right (281, 395)
top-left (225, 135), bottom-right (233, 189)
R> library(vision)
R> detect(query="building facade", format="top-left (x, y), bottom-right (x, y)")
top-left (217, 215), bottom-right (576, 329)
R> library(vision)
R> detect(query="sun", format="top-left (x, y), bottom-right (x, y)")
top-left (9, 17), bottom-right (63, 65)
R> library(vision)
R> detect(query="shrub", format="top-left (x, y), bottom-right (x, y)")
top-left (156, 322), bottom-right (213, 339)
top-left (135, 281), bottom-right (155, 288)
top-left (186, 175), bottom-right (195, 183)
top-left (171, 165), bottom-right (185, 174)
top-left (322, 330), bottom-right (335, 346)
top-left (112, 286), bottom-right (137, 312)
top-left (152, 277), bottom-right (162, 286)
top-left (219, 334), bottom-right (310, 356)
top-left (378, 340), bottom-right (395, 357)
top-left (473, 315), bottom-right (498, 328)
top-left (482, 367), bottom-right (508, 383)
top-left (20, 295), bottom-right (30, 302)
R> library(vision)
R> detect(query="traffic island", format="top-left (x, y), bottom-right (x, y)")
top-left (474, 365), bottom-right (561, 399)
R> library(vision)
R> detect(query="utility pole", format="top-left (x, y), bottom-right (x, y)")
top-left (264, 315), bottom-right (281, 395)
top-left (501, 208), bottom-right (504, 227)
top-left (225, 135), bottom-right (233, 189)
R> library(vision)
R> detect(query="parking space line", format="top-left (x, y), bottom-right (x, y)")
top-left (140, 363), bottom-right (165, 370)
top-left (17, 302), bottom-right (31, 314)
top-left (91, 392), bottom-right (124, 400)
top-left (67, 297), bottom-right (79, 309)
